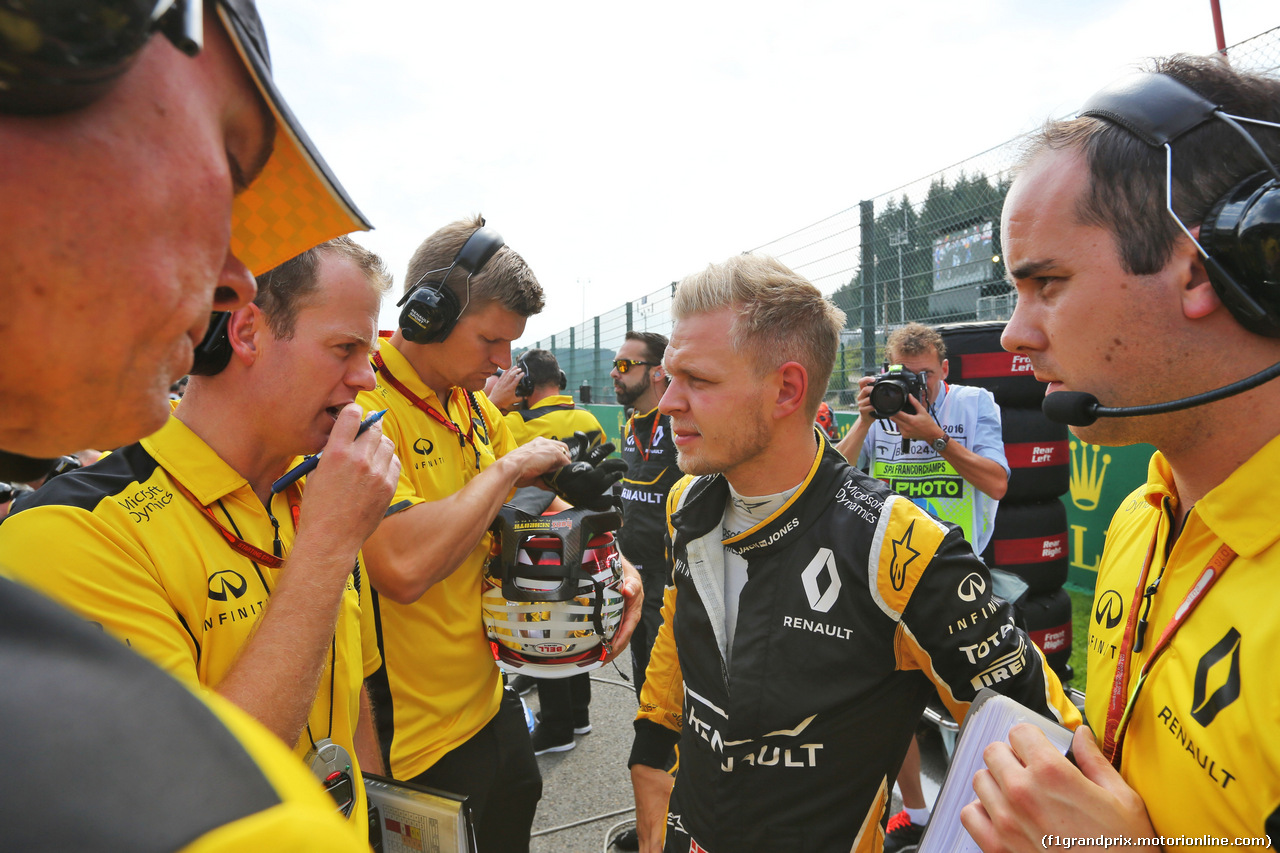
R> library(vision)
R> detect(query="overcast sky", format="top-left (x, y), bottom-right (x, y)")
top-left (255, 0), bottom-right (1277, 346)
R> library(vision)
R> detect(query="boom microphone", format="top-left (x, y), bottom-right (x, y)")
top-left (1043, 360), bottom-right (1280, 426)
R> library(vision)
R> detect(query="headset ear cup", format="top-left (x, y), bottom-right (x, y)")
top-left (189, 312), bottom-right (234, 376)
top-left (558, 370), bottom-right (567, 390)
top-left (399, 284), bottom-right (462, 344)
top-left (1200, 172), bottom-right (1280, 337)
top-left (399, 224), bottom-right (505, 344)
top-left (515, 357), bottom-right (534, 398)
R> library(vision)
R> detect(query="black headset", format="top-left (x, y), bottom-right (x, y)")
top-left (0, 0), bottom-right (204, 116)
top-left (515, 355), bottom-right (535, 398)
top-left (514, 353), bottom-right (566, 399)
top-left (1081, 73), bottom-right (1280, 337)
top-left (397, 224), bottom-right (505, 344)
top-left (188, 312), bottom-right (233, 376)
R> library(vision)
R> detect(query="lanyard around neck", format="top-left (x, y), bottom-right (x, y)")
top-left (1101, 521), bottom-right (1236, 768)
top-left (627, 410), bottom-right (660, 462)
top-left (372, 350), bottom-right (489, 469)
top-left (173, 474), bottom-right (347, 744)
top-left (172, 471), bottom-right (353, 747)
top-left (170, 476), bottom-right (300, 569)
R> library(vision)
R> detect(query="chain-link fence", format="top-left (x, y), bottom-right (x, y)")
top-left (525, 26), bottom-right (1280, 407)
top-left (523, 286), bottom-right (677, 406)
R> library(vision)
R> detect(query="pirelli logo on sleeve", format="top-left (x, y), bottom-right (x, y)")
top-left (868, 496), bottom-right (948, 619)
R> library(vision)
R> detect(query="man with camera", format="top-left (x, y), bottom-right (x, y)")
top-left (1, 1), bottom-right (379, 848)
top-left (963, 56), bottom-right (1280, 850)
top-left (836, 322), bottom-right (1010, 851)
top-left (837, 323), bottom-right (1009, 551)
top-left (356, 217), bottom-right (638, 852)
top-left (0, 237), bottom-right (400, 831)
top-left (629, 255), bottom-right (1074, 853)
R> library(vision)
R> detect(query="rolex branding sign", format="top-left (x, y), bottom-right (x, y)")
top-left (1064, 441), bottom-right (1153, 590)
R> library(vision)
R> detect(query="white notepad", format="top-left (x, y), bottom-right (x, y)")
top-left (917, 689), bottom-right (1074, 853)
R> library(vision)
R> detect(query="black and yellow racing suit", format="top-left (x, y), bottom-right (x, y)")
top-left (630, 434), bottom-right (1079, 853)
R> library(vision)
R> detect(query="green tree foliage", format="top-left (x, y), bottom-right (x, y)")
top-left (832, 172), bottom-right (1013, 334)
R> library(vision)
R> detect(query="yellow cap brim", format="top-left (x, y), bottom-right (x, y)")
top-left (217, 1), bottom-right (372, 276)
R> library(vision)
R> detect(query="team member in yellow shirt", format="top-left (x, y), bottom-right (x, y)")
top-left (0, 0), bottom-right (384, 847)
top-left (502, 348), bottom-right (606, 448)
top-left (359, 216), bottom-right (640, 852)
top-left (967, 56), bottom-right (1280, 848)
top-left (1, 237), bottom-right (399, 832)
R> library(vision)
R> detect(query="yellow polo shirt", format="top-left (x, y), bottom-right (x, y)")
top-left (503, 394), bottom-right (605, 447)
top-left (358, 341), bottom-right (519, 780)
top-left (1085, 435), bottom-right (1280, 838)
top-left (0, 416), bottom-right (380, 830)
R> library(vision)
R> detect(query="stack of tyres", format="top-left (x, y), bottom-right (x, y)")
top-left (938, 321), bottom-right (1074, 683)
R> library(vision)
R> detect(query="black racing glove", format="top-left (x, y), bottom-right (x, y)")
top-left (543, 437), bottom-right (628, 511)
top-left (560, 430), bottom-right (605, 463)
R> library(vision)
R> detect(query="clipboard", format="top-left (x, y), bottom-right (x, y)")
top-left (363, 772), bottom-right (477, 853)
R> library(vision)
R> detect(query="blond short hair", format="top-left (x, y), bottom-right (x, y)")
top-left (672, 254), bottom-right (845, 418)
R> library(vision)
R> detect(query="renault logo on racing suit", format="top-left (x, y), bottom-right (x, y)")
top-left (957, 572), bottom-right (986, 603)
top-left (800, 548), bottom-right (841, 613)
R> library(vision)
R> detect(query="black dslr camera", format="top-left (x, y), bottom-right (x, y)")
top-left (870, 364), bottom-right (926, 418)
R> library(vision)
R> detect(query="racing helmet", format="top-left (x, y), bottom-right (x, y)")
top-left (482, 503), bottom-right (625, 678)
top-left (815, 401), bottom-right (840, 442)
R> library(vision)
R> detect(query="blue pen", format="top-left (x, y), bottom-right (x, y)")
top-left (270, 409), bottom-right (388, 494)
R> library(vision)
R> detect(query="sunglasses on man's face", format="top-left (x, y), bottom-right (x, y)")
top-left (613, 359), bottom-right (658, 374)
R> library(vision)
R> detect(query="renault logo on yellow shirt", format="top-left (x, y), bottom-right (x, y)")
top-left (1190, 627), bottom-right (1242, 727)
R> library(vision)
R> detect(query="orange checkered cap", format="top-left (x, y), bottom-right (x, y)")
top-left (216, 0), bottom-right (371, 276)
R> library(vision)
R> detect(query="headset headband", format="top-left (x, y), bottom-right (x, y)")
top-left (1077, 72), bottom-right (1280, 335)
top-left (396, 224), bottom-right (505, 344)
top-left (396, 225), bottom-right (506, 310)
top-left (1080, 73), bottom-right (1218, 147)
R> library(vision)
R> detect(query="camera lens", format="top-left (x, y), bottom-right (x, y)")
top-left (870, 382), bottom-right (906, 417)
